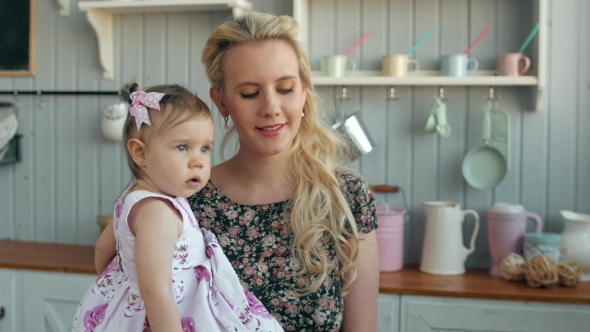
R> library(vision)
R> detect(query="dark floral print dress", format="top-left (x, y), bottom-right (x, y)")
top-left (189, 171), bottom-right (377, 332)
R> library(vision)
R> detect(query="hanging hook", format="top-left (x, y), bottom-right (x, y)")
top-left (12, 91), bottom-right (20, 117)
top-left (335, 86), bottom-right (351, 100)
top-left (37, 90), bottom-right (46, 108)
top-left (435, 86), bottom-right (449, 100)
top-left (386, 86), bottom-right (399, 100)
top-left (483, 86), bottom-right (500, 101)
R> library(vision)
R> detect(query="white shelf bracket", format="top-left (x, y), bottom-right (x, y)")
top-left (535, 0), bottom-right (548, 112)
top-left (86, 9), bottom-right (114, 80)
top-left (56, 0), bottom-right (70, 16)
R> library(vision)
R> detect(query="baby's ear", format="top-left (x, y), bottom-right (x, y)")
top-left (209, 87), bottom-right (229, 117)
top-left (127, 138), bottom-right (147, 167)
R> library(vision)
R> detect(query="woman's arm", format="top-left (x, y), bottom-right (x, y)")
top-left (95, 221), bottom-right (117, 275)
top-left (341, 230), bottom-right (380, 332)
top-left (133, 198), bottom-right (183, 332)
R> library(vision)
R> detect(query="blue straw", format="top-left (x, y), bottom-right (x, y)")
top-left (407, 28), bottom-right (434, 56)
top-left (518, 23), bottom-right (540, 54)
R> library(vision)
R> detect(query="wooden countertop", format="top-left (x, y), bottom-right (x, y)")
top-left (1, 240), bottom-right (588, 305)
top-left (380, 266), bottom-right (590, 305)
top-left (0, 239), bottom-right (95, 274)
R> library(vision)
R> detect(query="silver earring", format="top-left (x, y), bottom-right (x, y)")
top-left (224, 116), bottom-right (229, 129)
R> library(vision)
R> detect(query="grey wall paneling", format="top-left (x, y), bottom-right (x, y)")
top-left (577, 0), bottom-right (590, 214)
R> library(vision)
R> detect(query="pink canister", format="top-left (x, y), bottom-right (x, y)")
top-left (376, 202), bottom-right (406, 272)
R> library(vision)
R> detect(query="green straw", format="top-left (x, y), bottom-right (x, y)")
top-left (407, 28), bottom-right (434, 56)
top-left (518, 23), bottom-right (540, 54)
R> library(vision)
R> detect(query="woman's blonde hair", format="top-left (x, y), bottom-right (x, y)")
top-left (122, 83), bottom-right (212, 181)
top-left (202, 12), bottom-right (361, 296)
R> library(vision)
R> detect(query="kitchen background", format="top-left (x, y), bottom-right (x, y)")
top-left (0, 0), bottom-right (588, 269)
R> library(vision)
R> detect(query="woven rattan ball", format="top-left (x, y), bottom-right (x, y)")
top-left (524, 255), bottom-right (559, 288)
top-left (500, 253), bottom-right (526, 281)
top-left (558, 261), bottom-right (582, 287)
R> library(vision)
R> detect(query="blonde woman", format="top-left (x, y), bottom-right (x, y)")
top-left (192, 12), bottom-right (379, 331)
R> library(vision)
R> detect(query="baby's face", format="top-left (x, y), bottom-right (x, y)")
top-left (142, 116), bottom-right (214, 198)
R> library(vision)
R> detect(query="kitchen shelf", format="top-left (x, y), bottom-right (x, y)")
top-left (294, 0), bottom-right (548, 111)
top-left (78, 0), bottom-right (253, 80)
top-left (310, 71), bottom-right (538, 86)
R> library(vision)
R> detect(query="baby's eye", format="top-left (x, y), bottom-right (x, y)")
top-left (176, 145), bottom-right (187, 152)
top-left (200, 146), bottom-right (210, 153)
top-left (241, 91), bottom-right (259, 99)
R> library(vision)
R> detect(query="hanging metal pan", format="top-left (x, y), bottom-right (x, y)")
top-left (461, 107), bottom-right (507, 189)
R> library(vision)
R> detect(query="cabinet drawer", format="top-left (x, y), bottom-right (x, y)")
top-left (400, 295), bottom-right (590, 332)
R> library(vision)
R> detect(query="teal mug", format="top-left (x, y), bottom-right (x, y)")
top-left (440, 54), bottom-right (478, 77)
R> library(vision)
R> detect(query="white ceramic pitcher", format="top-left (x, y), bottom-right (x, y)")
top-left (420, 202), bottom-right (480, 275)
top-left (560, 210), bottom-right (590, 281)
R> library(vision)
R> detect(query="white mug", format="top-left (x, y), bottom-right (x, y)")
top-left (320, 55), bottom-right (356, 77)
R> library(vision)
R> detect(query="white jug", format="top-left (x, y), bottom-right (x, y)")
top-left (560, 210), bottom-right (590, 281)
top-left (420, 202), bottom-right (480, 275)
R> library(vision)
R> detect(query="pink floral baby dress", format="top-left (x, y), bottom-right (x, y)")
top-left (71, 190), bottom-right (282, 332)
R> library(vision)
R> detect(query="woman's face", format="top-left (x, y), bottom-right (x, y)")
top-left (214, 39), bottom-right (307, 158)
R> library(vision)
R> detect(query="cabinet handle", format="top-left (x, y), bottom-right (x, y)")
top-left (0, 306), bottom-right (5, 320)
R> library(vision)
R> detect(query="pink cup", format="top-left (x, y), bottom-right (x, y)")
top-left (497, 53), bottom-right (531, 76)
top-left (375, 203), bottom-right (406, 272)
top-left (486, 203), bottom-right (543, 277)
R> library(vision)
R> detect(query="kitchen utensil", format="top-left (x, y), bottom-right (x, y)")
top-left (371, 185), bottom-right (409, 272)
top-left (518, 22), bottom-right (540, 53)
top-left (407, 28), bottom-right (434, 56)
top-left (344, 30), bottom-right (372, 57)
top-left (420, 201), bottom-right (480, 275)
top-left (523, 232), bottom-right (561, 262)
top-left (560, 210), bottom-right (590, 281)
top-left (497, 53), bottom-right (531, 76)
top-left (0, 107), bottom-right (19, 152)
top-left (486, 203), bottom-right (543, 277)
top-left (101, 102), bottom-right (129, 142)
top-left (332, 111), bottom-right (374, 160)
top-left (462, 102), bottom-right (508, 189)
top-left (464, 25), bottom-right (492, 55)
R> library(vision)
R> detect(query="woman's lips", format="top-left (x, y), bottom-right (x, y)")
top-left (256, 124), bottom-right (284, 137)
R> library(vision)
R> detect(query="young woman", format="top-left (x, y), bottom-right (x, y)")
top-left (193, 12), bottom-right (379, 331)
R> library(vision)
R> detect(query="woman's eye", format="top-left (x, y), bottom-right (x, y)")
top-left (176, 145), bottom-right (187, 152)
top-left (241, 91), bottom-right (259, 99)
top-left (278, 87), bottom-right (294, 94)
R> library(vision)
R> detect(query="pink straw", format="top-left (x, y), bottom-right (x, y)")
top-left (344, 30), bottom-right (372, 57)
top-left (464, 25), bottom-right (492, 55)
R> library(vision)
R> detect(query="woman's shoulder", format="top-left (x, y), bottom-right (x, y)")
top-left (335, 169), bottom-right (371, 194)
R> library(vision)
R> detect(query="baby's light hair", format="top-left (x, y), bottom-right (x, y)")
top-left (122, 83), bottom-right (212, 181)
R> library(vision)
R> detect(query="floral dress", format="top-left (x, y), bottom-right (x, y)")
top-left (189, 171), bottom-right (377, 331)
top-left (72, 190), bottom-right (282, 332)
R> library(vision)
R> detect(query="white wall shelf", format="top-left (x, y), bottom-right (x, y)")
top-left (78, 0), bottom-right (253, 80)
top-left (311, 71), bottom-right (538, 86)
top-left (294, 0), bottom-right (548, 111)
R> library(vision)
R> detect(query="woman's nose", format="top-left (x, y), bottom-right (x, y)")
top-left (259, 92), bottom-right (280, 118)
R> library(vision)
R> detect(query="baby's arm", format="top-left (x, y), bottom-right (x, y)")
top-left (95, 221), bottom-right (117, 274)
top-left (131, 198), bottom-right (184, 332)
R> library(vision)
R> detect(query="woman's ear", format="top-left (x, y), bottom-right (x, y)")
top-left (127, 138), bottom-right (147, 167)
top-left (209, 87), bottom-right (229, 118)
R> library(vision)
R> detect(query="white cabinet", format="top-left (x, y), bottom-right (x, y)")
top-left (0, 269), bottom-right (20, 332)
top-left (377, 294), bottom-right (400, 332)
top-left (399, 295), bottom-right (590, 332)
top-left (23, 271), bottom-right (96, 332)
top-left (0, 268), bottom-right (95, 332)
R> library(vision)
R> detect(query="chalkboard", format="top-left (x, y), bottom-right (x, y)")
top-left (0, 0), bottom-right (36, 76)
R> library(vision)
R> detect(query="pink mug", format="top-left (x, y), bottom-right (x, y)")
top-left (486, 203), bottom-right (543, 277)
top-left (497, 53), bottom-right (531, 76)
